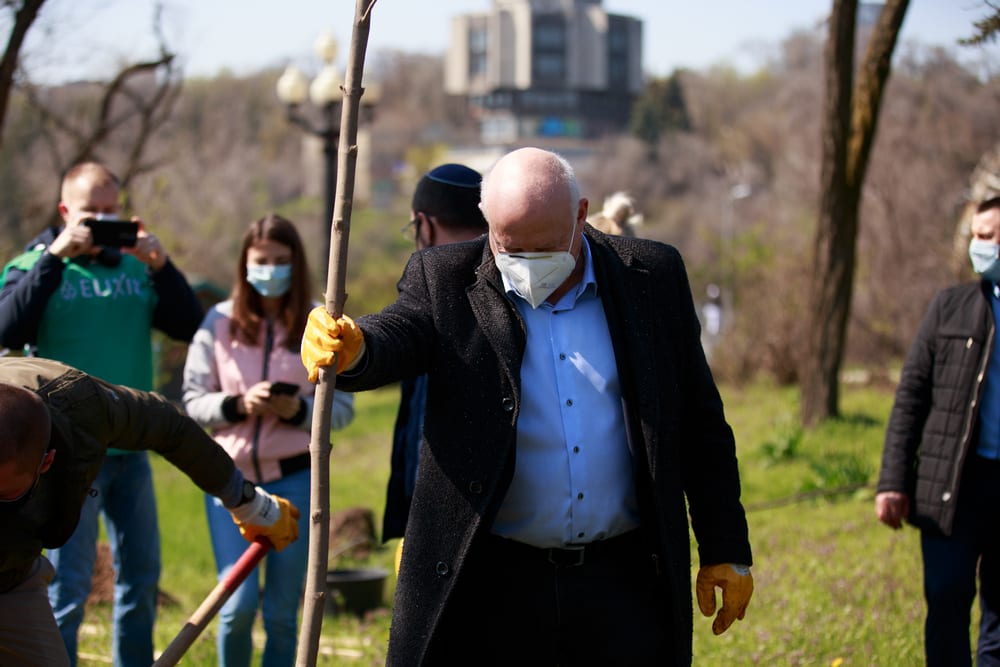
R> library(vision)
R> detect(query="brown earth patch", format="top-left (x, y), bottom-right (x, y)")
top-left (329, 507), bottom-right (377, 561)
top-left (86, 542), bottom-right (178, 609)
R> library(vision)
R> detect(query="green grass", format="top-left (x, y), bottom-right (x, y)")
top-left (76, 380), bottom-right (972, 665)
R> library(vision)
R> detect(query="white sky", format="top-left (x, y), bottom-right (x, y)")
top-left (13, 0), bottom-right (1000, 84)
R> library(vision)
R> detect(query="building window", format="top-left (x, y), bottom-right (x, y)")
top-left (609, 27), bottom-right (628, 54)
top-left (532, 15), bottom-right (566, 85)
top-left (533, 21), bottom-right (565, 50)
top-left (608, 55), bottom-right (628, 88)
top-left (522, 90), bottom-right (576, 113)
top-left (607, 19), bottom-right (631, 91)
top-left (470, 26), bottom-right (487, 52)
top-left (534, 54), bottom-right (565, 81)
top-left (470, 53), bottom-right (487, 77)
top-left (469, 25), bottom-right (488, 77)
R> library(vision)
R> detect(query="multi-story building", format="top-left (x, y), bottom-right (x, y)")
top-left (445, 0), bottom-right (643, 144)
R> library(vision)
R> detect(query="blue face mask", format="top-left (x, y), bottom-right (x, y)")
top-left (969, 239), bottom-right (1000, 283)
top-left (246, 263), bottom-right (292, 297)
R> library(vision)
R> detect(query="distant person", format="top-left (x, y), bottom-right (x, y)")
top-left (301, 147), bottom-right (753, 665)
top-left (0, 356), bottom-right (298, 667)
top-left (586, 190), bottom-right (643, 237)
top-left (876, 195), bottom-right (1000, 666)
top-left (182, 213), bottom-right (354, 667)
top-left (0, 162), bottom-right (203, 667)
top-left (385, 163), bottom-right (488, 548)
top-left (702, 283), bottom-right (723, 337)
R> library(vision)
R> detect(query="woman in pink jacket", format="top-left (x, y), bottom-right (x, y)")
top-left (182, 213), bottom-right (354, 667)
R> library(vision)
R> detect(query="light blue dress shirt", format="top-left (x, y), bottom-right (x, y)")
top-left (491, 237), bottom-right (640, 547)
top-left (976, 283), bottom-right (1000, 460)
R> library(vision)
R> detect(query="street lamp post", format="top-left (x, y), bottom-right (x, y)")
top-left (276, 31), bottom-right (371, 264)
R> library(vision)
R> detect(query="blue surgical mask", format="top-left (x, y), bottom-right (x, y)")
top-left (246, 263), bottom-right (292, 297)
top-left (969, 239), bottom-right (1000, 283)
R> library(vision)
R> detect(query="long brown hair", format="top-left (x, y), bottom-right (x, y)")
top-left (229, 213), bottom-right (312, 350)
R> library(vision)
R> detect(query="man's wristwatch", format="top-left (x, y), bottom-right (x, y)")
top-left (235, 480), bottom-right (257, 507)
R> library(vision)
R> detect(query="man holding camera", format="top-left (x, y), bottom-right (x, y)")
top-left (0, 162), bottom-right (203, 666)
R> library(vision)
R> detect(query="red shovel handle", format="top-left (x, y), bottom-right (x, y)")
top-left (152, 537), bottom-right (271, 666)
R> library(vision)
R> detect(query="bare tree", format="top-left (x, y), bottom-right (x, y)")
top-left (19, 2), bottom-right (181, 223)
top-left (799, 0), bottom-right (909, 426)
top-left (960, 1), bottom-right (1000, 45)
top-left (0, 0), bottom-right (45, 149)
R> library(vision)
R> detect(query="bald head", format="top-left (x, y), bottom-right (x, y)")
top-left (60, 162), bottom-right (119, 203)
top-left (0, 383), bottom-right (51, 472)
top-left (481, 148), bottom-right (586, 255)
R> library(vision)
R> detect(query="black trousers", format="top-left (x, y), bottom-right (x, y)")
top-left (427, 530), bottom-right (672, 666)
top-left (922, 456), bottom-right (1000, 667)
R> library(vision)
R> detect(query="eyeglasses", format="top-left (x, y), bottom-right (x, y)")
top-left (400, 218), bottom-right (420, 241)
top-left (0, 449), bottom-right (50, 504)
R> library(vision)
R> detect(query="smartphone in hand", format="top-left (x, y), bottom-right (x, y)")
top-left (83, 218), bottom-right (139, 247)
top-left (269, 381), bottom-right (299, 396)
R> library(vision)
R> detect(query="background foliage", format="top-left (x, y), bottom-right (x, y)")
top-left (3, 27), bottom-right (996, 384)
top-left (2, 10), bottom-right (995, 664)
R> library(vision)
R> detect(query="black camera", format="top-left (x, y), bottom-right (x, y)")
top-left (83, 218), bottom-right (139, 248)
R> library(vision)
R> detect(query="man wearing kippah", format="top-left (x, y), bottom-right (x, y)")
top-left (386, 164), bottom-right (489, 549)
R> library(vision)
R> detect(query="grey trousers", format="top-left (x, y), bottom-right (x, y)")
top-left (0, 556), bottom-right (71, 667)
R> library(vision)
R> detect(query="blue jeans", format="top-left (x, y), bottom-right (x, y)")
top-left (205, 470), bottom-right (310, 667)
top-left (48, 452), bottom-right (160, 667)
top-left (921, 457), bottom-right (1000, 667)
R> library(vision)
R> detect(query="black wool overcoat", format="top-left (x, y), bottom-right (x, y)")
top-left (338, 226), bottom-right (752, 666)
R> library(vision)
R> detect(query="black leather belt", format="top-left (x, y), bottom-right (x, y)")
top-left (487, 529), bottom-right (645, 569)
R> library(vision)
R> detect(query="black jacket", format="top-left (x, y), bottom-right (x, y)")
top-left (382, 374), bottom-right (425, 541)
top-left (339, 227), bottom-right (752, 666)
top-left (878, 280), bottom-right (994, 535)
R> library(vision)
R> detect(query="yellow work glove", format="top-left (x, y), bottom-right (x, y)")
top-left (301, 306), bottom-right (366, 382)
top-left (696, 563), bottom-right (754, 635)
top-left (394, 538), bottom-right (405, 576)
top-left (229, 487), bottom-right (300, 551)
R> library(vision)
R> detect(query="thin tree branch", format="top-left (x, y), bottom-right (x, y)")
top-left (0, 0), bottom-right (46, 148)
top-left (296, 1), bottom-right (377, 664)
top-left (846, 0), bottom-right (910, 186)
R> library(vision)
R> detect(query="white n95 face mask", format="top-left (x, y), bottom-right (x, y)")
top-left (494, 225), bottom-right (578, 309)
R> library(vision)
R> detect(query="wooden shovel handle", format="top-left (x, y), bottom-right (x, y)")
top-left (152, 537), bottom-right (271, 666)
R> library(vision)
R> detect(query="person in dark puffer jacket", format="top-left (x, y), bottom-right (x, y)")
top-left (876, 195), bottom-right (1000, 667)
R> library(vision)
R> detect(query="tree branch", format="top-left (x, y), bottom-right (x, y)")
top-left (846, 0), bottom-right (910, 186)
top-left (0, 0), bottom-right (46, 148)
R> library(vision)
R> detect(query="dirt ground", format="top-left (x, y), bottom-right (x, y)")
top-left (85, 543), bottom-right (115, 606)
top-left (86, 543), bottom-right (177, 608)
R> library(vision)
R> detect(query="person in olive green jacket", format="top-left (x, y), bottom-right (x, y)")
top-left (0, 356), bottom-right (300, 667)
